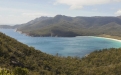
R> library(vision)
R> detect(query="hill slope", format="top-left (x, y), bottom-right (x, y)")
top-left (17, 15), bottom-right (121, 37)
top-left (0, 25), bottom-right (13, 29)
top-left (0, 25), bottom-right (22, 29)
top-left (1, 31), bottom-right (121, 75)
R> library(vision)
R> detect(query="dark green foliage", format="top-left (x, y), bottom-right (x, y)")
top-left (0, 67), bottom-right (28, 75)
top-left (0, 68), bottom-right (13, 75)
top-left (1, 32), bottom-right (121, 75)
top-left (13, 67), bottom-right (28, 75)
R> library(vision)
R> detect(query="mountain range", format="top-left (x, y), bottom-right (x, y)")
top-left (1, 15), bottom-right (121, 37)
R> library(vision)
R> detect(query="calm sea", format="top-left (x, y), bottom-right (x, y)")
top-left (1, 29), bottom-right (121, 57)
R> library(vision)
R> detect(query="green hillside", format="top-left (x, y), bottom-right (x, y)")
top-left (1, 31), bottom-right (121, 75)
top-left (17, 15), bottom-right (121, 37)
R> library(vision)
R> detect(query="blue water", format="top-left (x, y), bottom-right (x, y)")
top-left (1, 29), bottom-right (121, 57)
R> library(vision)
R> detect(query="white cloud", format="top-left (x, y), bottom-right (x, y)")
top-left (115, 10), bottom-right (121, 15)
top-left (0, 7), bottom-right (53, 25)
top-left (22, 13), bottom-right (51, 18)
top-left (55, 0), bottom-right (121, 9)
top-left (0, 15), bottom-right (30, 25)
top-left (0, 7), bottom-right (25, 13)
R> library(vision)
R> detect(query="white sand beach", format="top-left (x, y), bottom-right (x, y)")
top-left (97, 37), bottom-right (121, 43)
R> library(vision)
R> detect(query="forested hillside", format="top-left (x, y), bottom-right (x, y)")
top-left (16, 15), bottom-right (121, 37)
top-left (1, 31), bottom-right (121, 75)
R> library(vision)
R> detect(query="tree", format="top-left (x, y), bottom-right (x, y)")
top-left (13, 67), bottom-right (28, 75)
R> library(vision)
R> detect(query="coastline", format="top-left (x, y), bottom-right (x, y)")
top-left (97, 34), bottom-right (121, 43)
top-left (15, 29), bottom-right (121, 42)
top-left (7, 29), bottom-right (121, 42)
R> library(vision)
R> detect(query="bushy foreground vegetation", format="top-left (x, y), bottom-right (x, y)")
top-left (0, 67), bottom-right (28, 75)
top-left (1, 32), bottom-right (121, 75)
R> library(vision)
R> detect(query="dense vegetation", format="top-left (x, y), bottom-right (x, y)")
top-left (14, 15), bottom-right (121, 37)
top-left (0, 67), bottom-right (28, 75)
top-left (1, 31), bottom-right (121, 75)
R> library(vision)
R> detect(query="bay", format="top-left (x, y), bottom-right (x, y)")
top-left (0, 29), bottom-right (121, 57)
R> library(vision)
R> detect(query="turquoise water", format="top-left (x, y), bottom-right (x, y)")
top-left (1, 29), bottom-right (121, 57)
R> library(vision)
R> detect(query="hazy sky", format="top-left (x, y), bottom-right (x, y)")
top-left (0, 0), bottom-right (121, 25)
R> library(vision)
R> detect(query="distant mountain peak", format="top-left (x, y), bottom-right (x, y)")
top-left (118, 16), bottom-right (121, 19)
top-left (54, 15), bottom-right (72, 21)
top-left (2, 15), bottom-right (121, 37)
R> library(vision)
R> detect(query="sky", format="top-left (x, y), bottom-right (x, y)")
top-left (0, 0), bottom-right (121, 25)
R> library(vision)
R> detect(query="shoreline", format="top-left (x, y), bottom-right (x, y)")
top-left (16, 29), bottom-right (121, 42)
top-left (4, 29), bottom-right (121, 42)
top-left (97, 34), bottom-right (121, 43)
top-left (97, 37), bottom-right (121, 42)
